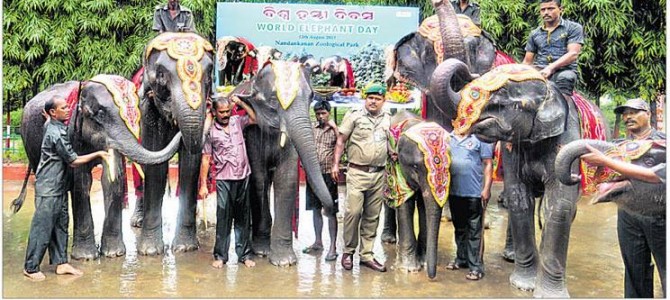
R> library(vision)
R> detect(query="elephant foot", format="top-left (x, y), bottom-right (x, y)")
top-left (100, 234), bottom-right (126, 258)
top-left (269, 244), bottom-right (297, 267)
top-left (252, 237), bottom-right (271, 257)
top-left (396, 255), bottom-right (422, 273)
top-left (533, 284), bottom-right (570, 298)
top-left (172, 227), bottom-right (199, 253)
top-left (510, 267), bottom-right (537, 292)
top-left (501, 249), bottom-right (515, 263)
top-left (71, 238), bottom-right (99, 261)
top-left (137, 230), bottom-right (165, 256)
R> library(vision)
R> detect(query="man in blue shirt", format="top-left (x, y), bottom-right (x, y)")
top-left (444, 133), bottom-right (493, 280)
top-left (522, 0), bottom-right (584, 97)
top-left (23, 96), bottom-right (109, 281)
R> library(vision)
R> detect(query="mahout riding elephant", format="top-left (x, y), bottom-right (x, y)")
top-left (429, 58), bottom-right (608, 296)
top-left (555, 139), bottom-right (666, 216)
top-left (139, 32), bottom-right (214, 255)
top-left (12, 76), bottom-right (182, 260)
top-left (385, 111), bottom-right (451, 279)
top-left (232, 60), bottom-right (335, 266)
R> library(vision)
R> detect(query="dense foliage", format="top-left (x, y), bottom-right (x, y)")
top-left (3, 0), bottom-right (665, 114)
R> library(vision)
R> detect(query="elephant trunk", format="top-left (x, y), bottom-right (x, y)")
top-left (425, 202), bottom-right (442, 279)
top-left (108, 125), bottom-right (182, 165)
top-left (432, 0), bottom-right (468, 65)
top-left (555, 139), bottom-right (617, 185)
top-left (287, 113), bottom-right (334, 210)
top-left (429, 59), bottom-right (473, 119)
top-left (173, 87), bottom-right (205, 154)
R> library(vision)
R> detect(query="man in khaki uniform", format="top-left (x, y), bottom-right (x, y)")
top-left (332, 83), bottom-right (391, 272)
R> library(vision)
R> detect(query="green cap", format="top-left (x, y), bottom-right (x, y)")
top-left (364, 83), bottom-right (386, 95)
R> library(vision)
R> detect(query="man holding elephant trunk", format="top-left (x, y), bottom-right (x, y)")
top-left (199, 95), bottom-right (257, 269)
top-left (581, 98), bottom-right (665, 298)
top-left (23, 96), bottom-right (110, 281)
top-left (332, 83), bottom-right (391, 272)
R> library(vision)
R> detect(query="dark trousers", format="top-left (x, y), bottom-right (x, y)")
top-left (549, 69), bottom-right (577, 95)
top-left (214, 178), bottom-right (253, 263)
top-left (448, 195), bottom-right (485, 273)
top-left (618, 209), bottom-right (666, 298)
top-left (24, 195), bottom-right (70, 273)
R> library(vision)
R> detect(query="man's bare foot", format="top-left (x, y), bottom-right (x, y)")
top-left (211, 259), bottom-right (225, 269)
top-left (243, 259), bottom-right (256, 268)
top-left (23, 270), bottom-right (46, 281)
top-left (55, 263), bottom-right (83, 276)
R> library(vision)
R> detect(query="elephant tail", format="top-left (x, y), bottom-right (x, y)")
top-left (10, 165), bottom-right (32, 214)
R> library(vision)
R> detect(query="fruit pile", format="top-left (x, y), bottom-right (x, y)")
top-left (386, 84), bottom-right (412, 103)
top-left (338, 87), bottom-right (357, 96)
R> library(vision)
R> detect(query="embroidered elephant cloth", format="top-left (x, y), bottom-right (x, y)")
top-left (573, 93), bottom-right (609, 194)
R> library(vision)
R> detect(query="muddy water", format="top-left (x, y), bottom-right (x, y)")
top-left (2, 176), bottom-right (663, 298)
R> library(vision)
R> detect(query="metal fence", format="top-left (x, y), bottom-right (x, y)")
top-left (3, 126), bottom-right (22, 152)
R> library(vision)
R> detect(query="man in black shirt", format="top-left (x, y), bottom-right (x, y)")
top-left (23, 96), bottom-right (109, 281)
top-left (153, 0), bottom-right (197, 33)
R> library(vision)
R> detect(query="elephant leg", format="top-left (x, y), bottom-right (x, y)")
top-left (71, 164), bottom-right (99, 260)
top-left (502, 219), bottom-right (515, 262)
top-left (100, 152), bottom-right (126, 258)
top-left (268, 148), bottom-right (298, 267)
top-left (172, 150), bottom-right (201, 253)
top-left (381, 202), bottom-right (397, 244)
top-left (502, 149), bottom-right (538, 291)
top-left (247, 128), bottom-right (273, 256)
top-left (130, 167), bottom-right (144, 228)
top-left (534, 181), bottom-right (579, 298)
top-left (138, 161), bottom-right (168, 255)
top-left (395, 195), bottom-right (421, 272)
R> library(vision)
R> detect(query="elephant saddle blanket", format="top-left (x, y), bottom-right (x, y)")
top-left (146, 32), bottom-right (213, 110)
top-left (89, 75), bottom-right (142, 141)
top-left (385, 121), bottom-right (451, 208)
top-left (418, 14), bottom-right (482, 64)
top-left (573, 93), bottom-right (608, 194)
top-left (592, 139), bottom-right (666, 186)
top-left (63, 83), bottom-right (80, 126)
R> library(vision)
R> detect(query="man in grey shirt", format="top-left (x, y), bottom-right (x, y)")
top-left (522, 0), bottom-right (583, 97)
top-left (153, 0), bottom-right (196, 33)
top-left (451, 0), bottom-right (481, 26)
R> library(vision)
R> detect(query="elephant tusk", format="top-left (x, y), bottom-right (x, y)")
top-left (280, 132), bottom-right (287, 148)
top-left (102, 149), bottom-right (117, 183)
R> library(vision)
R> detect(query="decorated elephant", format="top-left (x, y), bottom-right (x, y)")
top-left (385, 0), bottom-right (515, 130)
top-left (232, 60), bottom-right (334, 266)
top-left (12, 76), bottom-right (182, 260)
top-left (555, 139), bottom-right (666, 216)
top-left (139, 32), bottom-right (214, 255)
top-left (320, 55), bottom-right (355, 88)
top-left (385, 111), bottom-right (451, 279)
top-left (429, 58), bottom-right (608, 296)
top-left (216, 36), bottom-right (256, 86)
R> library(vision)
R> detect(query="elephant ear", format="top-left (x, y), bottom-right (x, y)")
top-left (528, 85), bottom-right (567, 143)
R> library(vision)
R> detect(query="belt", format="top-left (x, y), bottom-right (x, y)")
top-left (348, 163), bottom-right (385, 173)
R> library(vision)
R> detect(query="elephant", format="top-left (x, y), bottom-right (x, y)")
top-left (12, 76), bottom-right (182, 260)
top-left (234, 60), bottom-right (335, 266)
top-left (385, 111), bottom-right (452, 279)
top-left (429, 58), bottom-right (609, 296)
top-left (555, 139), bottom-right (666, 216)
top-left (216, 36), bottom-right (256, 86)
top-left (320, 55), bottom-right (355, 88)
top-left (384, 0), bottom-right (515, 131)
top-left (138, 32), bottom-right (214, 255)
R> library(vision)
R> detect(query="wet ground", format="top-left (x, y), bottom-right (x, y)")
top-left (2, 168), bottom-right (664, 298)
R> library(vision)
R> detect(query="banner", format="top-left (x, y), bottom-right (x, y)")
top-left (216, 3), bottom-right (419, 57)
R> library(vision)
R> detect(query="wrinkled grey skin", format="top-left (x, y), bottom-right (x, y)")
top-left (430, 57), bottom-right (609, 297)
top-left (14, 80), bottom-right (182, 260)
top-left (237, 62), bottom-right (334, 266)
top-left (555, 139), bottom-right (666, 216)
top-left (139, 33), bottom-right (214, 255)
top-left (390, 111), bottom-right (448, 279)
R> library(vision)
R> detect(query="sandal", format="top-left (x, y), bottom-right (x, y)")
top-left (465, 270), bottom-right (485, 280)
top-left (302, 244), bottom-right (323, 254)
top-left (324, 252), bottom-right (338, 262)
top-left (445, 261), bottom-right (467, 270)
